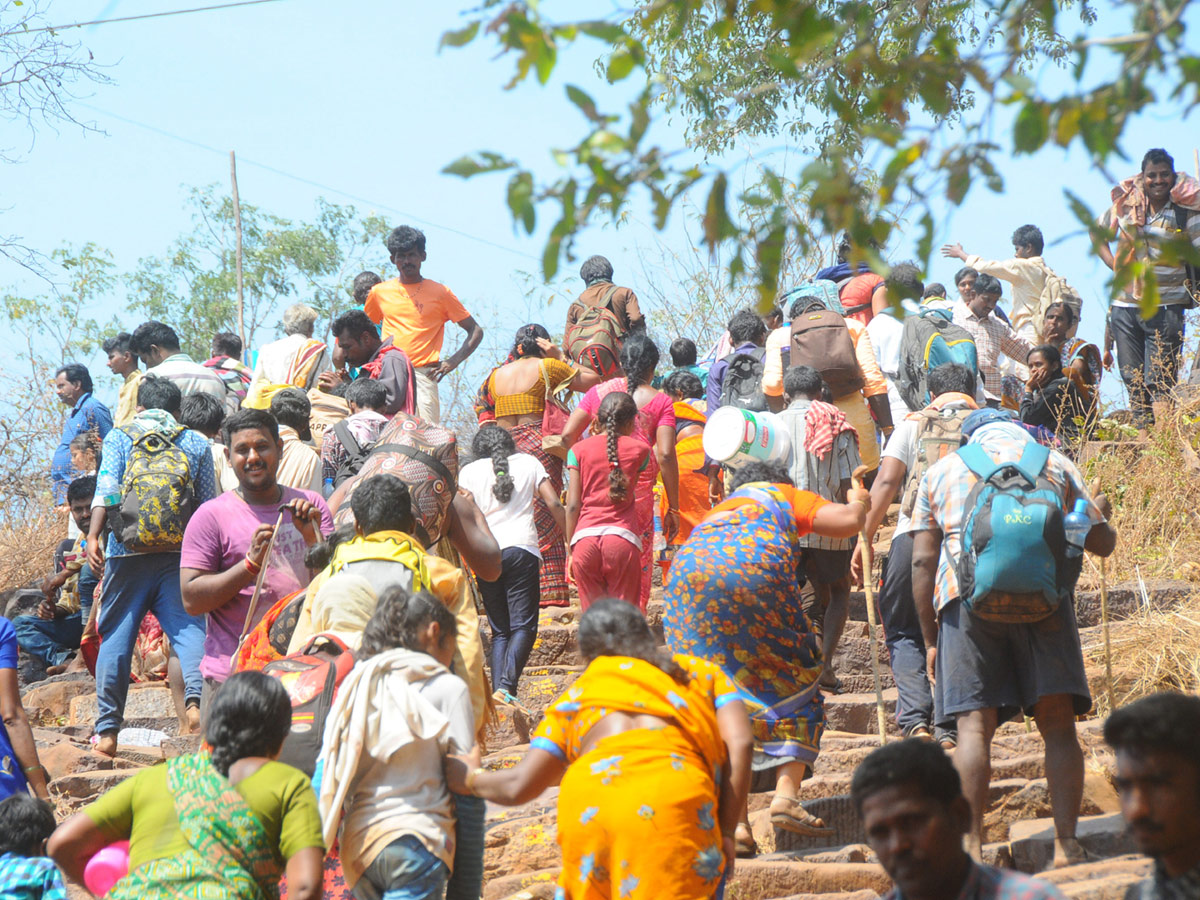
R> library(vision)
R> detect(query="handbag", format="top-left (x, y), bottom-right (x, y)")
top-left (541, 360), bottom-right (573, 460)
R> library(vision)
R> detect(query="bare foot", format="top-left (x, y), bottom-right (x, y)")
top-left (45, 665), bottom-right (67, 676)
top-left (1052, 836), bottom-right (1090, 869)
top-left (184, 705), bottom-right (202, 735)
top-left (93, 733), bottom-right (117, 758)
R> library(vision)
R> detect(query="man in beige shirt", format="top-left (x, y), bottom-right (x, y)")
top-left (103, 333), bottom-right (142, 428)
top-left (941, 224), bottom-right (1049, 343)
top-left (269, 388), bottom-right (323, 494)
top-left (566, 255), bottom-right (645, 336)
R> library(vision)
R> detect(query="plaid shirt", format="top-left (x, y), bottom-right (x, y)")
top-left (883, 861), bottom-right (1065, 900)
top-left (952, 300), bottom-right (1034, 398)
top-left (0, 853), bottom-right (68, 900)
top-left (1126, 861), bottom-right (1200, 900)
top-left (912, 430), bottom-right (1101, 613)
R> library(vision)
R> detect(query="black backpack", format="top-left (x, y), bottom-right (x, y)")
top-left (332, 420), bottom-right (377, 488)
top-left (719, 347), bottom-right (769, 411)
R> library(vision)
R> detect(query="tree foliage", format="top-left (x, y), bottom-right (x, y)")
top-left (441, 0), bottom-right (1200, 307)
top-left (127, 187), bottom-right (390, 358)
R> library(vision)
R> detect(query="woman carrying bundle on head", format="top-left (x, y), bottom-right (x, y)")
top-left (561, 333), bottom-right (681, 608)
top-left (459, 424), bottom-right (567, 704)
top-left (474, 324), bottom-right (600, 607)
top-left (563, 392), bottom-right (650, 610)
top-left (445, 597), bottom-right (754, 900)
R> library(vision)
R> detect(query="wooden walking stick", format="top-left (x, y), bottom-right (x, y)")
top-left (852, 465), bottom-right (888, 745)
top-left (236, 510), bottom-right (286, 654)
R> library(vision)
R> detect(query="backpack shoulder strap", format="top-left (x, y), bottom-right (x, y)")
top-left (372, 442), bottom-right (454, 486)
top-left (1013, 441), bottom-right (1051, 484)
top-left (1174, 204), bottom-right (1199, 284)
top-left (956, 443), bottom-right (1004, 482)
top-left (334, 420), bottom-right (360, 457)
top-left (597, 284), bottom-right (620, 310)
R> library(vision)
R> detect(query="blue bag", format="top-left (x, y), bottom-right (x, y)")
top-left (955, 442), bottom-right (1079, 624)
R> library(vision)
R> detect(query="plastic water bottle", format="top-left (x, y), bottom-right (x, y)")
top-left (1063, 498), bottom-right (1091, 558)
top-left (323, 476), bottom-right (335, 499)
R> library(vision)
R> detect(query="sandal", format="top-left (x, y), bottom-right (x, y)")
top-left (733, 824), bottom-right (758, 858)
top-left (818, 671), bottom-right (844, 694)
top-left (905, 725), bottom-right (934, 742)
top-left (769, 797), bottom-right (834, 837)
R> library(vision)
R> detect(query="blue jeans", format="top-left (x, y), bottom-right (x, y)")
top-left (445, 793), bottom-right (485, 900)
top-left (95, 553), bottom-right (205, 735)
top-left (478, 547), bottom-right (540, 695)
top-left (1110, 304), bottom-right (1186, 424)
top-left (354, 835), bottom-right (448, 900)
top-left (14, 562), bottom-right (98, 667)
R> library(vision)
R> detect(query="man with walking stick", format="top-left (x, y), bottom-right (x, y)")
top-left (181, 407), bottom-right (333, 715)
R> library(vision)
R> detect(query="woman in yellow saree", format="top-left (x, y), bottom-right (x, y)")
top-left (447, 598), bottom-right (753, 900)
top-left (49, 671), bottom-right (325, 900)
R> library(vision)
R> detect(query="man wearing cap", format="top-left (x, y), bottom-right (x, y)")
top-left (910, 408), bottom-right (1117, 866)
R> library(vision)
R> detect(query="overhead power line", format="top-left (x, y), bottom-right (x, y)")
top-left (1, 0), bottom-right (285, 37)
top-left (76, 102), bottom-right (544, 264)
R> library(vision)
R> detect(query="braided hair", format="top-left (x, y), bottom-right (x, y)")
top-left (206, 671), bottom-right (292, 776)
top-left (578, 597), bottom-right (687, 684)
top-left (596, 391), bottom-right (637, 504)
top-left (619, 332), bottom-right (660, 390)
top-left (471, 424), bottom-right (518, 503)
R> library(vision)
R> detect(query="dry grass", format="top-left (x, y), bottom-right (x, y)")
top-left (1084, 592), bottom-right (1200, 718)
top-left (1081, 408), bottom-right (1200, 587)
top-left (0, 502), bottom-right (63, 592)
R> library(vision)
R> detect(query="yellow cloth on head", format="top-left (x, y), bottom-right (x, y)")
top-left (311, 573), bottom-right (377, 650)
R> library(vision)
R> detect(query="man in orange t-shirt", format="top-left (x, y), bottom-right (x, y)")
top-left (363, 225), bottom-right (484, 424)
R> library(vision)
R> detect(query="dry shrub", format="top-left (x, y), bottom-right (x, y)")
top-left (0, 503), bottom-right (62, 591)
top-left (1084, 592), bottom-right (1200, 718)
top-left (1082, 408), bottom-right (1200, 587)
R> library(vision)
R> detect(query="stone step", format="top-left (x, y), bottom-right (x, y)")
top-left (68, 683), bottom-right (178, 727)
top-left (1009, 813), bottom-right (1135, 874)
top-left (1039, 856), bottom-right (1152, 900)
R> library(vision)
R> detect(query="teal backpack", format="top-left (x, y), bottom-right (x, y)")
top-left (955, 442), bottom-right (1080, 624)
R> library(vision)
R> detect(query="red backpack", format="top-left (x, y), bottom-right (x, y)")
top-left (564, 286), bottom-right (624, 378)
top-left (262, 634), bottom-right (355, 776)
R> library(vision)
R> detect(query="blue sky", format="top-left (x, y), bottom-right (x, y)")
top-left (3, 0), bottom-right (1197, 412)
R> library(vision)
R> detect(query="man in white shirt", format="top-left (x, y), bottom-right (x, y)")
top-left (248, 303), bottom-right (331, 393)
top-left (130, 321), bottom-right (227, 403)
top-left (867, 262), bottom-right (925, 427)
top-left (941, 225), bottom-right (1048, 343)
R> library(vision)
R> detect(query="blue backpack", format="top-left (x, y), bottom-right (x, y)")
top-left (955, 442), bottom-right (1080, 624)
top-left (898, 307), bottom-right (978, 411)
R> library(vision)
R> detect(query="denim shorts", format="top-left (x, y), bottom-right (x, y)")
top-left (353, 835), bottom-right (449, 900)
top-left (936, 594), bottom-right (1092, 724)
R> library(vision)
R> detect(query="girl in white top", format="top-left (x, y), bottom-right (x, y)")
top-left (458, 425), bottom-right (566, 704)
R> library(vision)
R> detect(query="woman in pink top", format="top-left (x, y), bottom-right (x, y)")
top-left (564, 392), bottom-right (651, 610)
top-left (562, 334), bottom-right (680, 608)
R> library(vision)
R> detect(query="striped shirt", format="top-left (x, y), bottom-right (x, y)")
top-left (951, 300), bottom-right (1034, 398)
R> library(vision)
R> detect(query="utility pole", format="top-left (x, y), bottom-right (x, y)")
top-left (230, 150), bottom-right (246, 352)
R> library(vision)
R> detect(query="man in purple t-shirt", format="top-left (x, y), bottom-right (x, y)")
top-left (180, 407), bottom-right (333, 707)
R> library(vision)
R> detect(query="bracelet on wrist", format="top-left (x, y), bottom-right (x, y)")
top-left (465, 766), bottom-right (486, 795)
top-left (244, 555), bottom-right (262, 575)
top-left (23, 764), bottom-right (44, 775)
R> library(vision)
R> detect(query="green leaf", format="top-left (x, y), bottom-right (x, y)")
top-left (702, 172), bottom-right (736, 249)
top-left (441, 153), bottom-right (516, 179)
top-left (578, 21), bottom-right (626, 43)
top-left (507, 172), bottom-right (536, 234)
top-left (439, 21), bottom-right (480, 49)
top-left (565, 85), bottom-right (602, 122)
top-left (1013, 102), bottom-right (1049, 154)
top-left (607, 48), bottom-right (636, 82)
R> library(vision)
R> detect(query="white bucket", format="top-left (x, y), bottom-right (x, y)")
top-left (702, 407), bottom-right (792, 465)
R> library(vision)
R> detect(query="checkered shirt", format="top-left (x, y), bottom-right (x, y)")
top-left (951, 300), bottom-right (1034, 398)
top-left (0, 853), bottom-right (68, 900)
top-left (911, 431), bottom-right (1101, 613)
top-left (883, 860), bottom-right (1066, 900)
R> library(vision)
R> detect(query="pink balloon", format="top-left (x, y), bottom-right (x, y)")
top-left (83, 841), bottom-right (130, 896)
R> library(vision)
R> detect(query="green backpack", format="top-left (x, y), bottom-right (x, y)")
top-left (113, 422), bottom-right (196, 552)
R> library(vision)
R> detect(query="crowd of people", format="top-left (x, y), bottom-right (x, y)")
top-left (0, 147), bottom-right (1198, 900)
